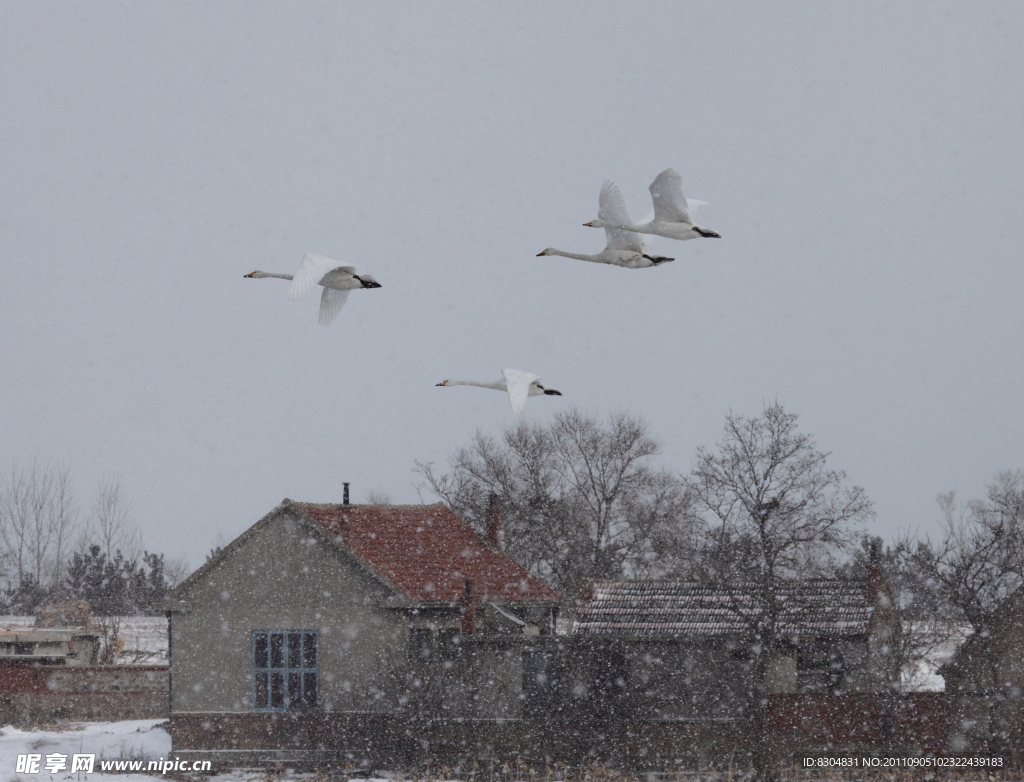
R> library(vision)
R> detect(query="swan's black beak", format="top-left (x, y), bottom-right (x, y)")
top-left (536, 251), bottom-right (545, 256)
top-left (436, 382), bottom-right (445, 386)
top-left (244, 272), bottom-right (254, 277)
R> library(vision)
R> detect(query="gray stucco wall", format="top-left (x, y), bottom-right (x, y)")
top-left (171, 512), bottom-right (409, 714)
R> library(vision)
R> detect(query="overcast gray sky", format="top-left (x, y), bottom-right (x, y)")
top-left (2, 2), bottom-right (1022, 566)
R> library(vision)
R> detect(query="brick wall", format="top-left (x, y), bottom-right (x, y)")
top-left (0, 660), bottom-right (168, 725)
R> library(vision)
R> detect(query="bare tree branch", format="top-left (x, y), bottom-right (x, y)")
top-left (417, 408), bottom-right (696, 597)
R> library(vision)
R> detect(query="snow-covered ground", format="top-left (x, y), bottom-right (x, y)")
top-left (0, 720), bottom-right (169, 782)
top-left (0, 617), bottom-right (168, 666)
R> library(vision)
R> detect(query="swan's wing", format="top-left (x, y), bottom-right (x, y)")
top-left (318, 286), bottom-right (350, 326)
top-left (598, 180), bottom-right (631, 225)
top-left (288, 254), bottom-right (345, 301)
top-left (502, 369), bottom-right (540, 417)
top-left (598, 180), bottom-right (643, 253)
top-left (649, 168), bottom-right (692, 224)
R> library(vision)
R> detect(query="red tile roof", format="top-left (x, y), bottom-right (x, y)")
top-left (293, 502), bottom-right (558, 604)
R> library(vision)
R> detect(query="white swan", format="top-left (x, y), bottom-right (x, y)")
top-left (538, 180), bottom-right (673, 268)
top-left (584, 168), bottom-right (720, 241)
top-left (244, 254), bottom-right (381, 326)
top-left (436, 369), bottom-right (563, 417)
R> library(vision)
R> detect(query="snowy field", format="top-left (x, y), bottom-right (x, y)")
top-left (0, 617), bottom-right (168, 666)
top-left (0, 720), bottom-right (169, 782)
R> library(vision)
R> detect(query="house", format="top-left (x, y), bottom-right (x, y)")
top-left (166, 499), bottom-right (560, 768)
top-left (572, 577), bottom-right (901, 703)
top-left (564, 575), bottom-right (909, 763)
top-left (941, 588), bottom-right (1024, 754)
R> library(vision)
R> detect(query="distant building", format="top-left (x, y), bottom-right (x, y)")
top-left (562, 575), bottom-right (919, 762)
top-left (166, 499), bottom-right (559, 767)
top-left (0, 628), bottom-right (99, 665)
top-left (571, 577), bottom-right (902, 717)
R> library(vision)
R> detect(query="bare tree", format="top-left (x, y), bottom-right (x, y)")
top-left (365, 489), bottom-right (394, 506)
top-left (81, 476), bottom-right (142, 561)
top-left (0, 459), bottom-right (79, 592)
top-left (418, 408), bottom-right (696, 597)
top-left (900, 475), bottom-right (1024, 632)
top-left (897, 470), bottom-right (1024, 751)
top-left (687, 403), bottom-right (873, 780)
top-left (163, 556), bottom-right (190, 589)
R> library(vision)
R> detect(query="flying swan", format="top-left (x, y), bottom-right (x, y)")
top-left (585, 168), bottom-right (720, 241)
top-left (538, 180), bottom-right (673, 268)
top-left (436, 369), bottom-right (562, 417)
top-left (244, 254), bottom-right (382, 326)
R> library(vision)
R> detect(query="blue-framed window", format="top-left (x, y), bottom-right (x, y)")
top-left (252, 630), bottom-right (318, 711)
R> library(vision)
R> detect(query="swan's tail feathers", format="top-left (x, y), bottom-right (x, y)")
top-left (319, 287), bottom-right (350, 326)
top-left (543, 388), bottom-right (563, 396)
top-left (643, 254), bottom-right (675, 265)
top-left (694, 227), bottom-right (721, 238)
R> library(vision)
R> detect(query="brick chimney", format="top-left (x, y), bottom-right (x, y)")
top-left (460, 578), bottom-right (476, 635)
top-left (484, 493), bottom-right (502, 551)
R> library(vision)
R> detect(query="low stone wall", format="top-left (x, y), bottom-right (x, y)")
top-left (0, 661), bottom-right (168, 725)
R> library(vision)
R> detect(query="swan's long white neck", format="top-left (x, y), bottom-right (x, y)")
top-left (544, 249), bottom-right (601, 263)
top-left (589, 219), bottom-right (650, 234)
top-left (249, 271), bottom-right (294, 280)
top-left (443, 379), bottom-right (506, 391)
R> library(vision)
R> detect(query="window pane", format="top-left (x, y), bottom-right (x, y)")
top-left (254, 634), bottom-right (268, 669)
top-left (255, 672), bottom-right (268, 709)
top-left (287, 673), bottom-right (301, 709)
top-left (288, 633), bottom-right (301, 668)
top-left (270, 673), bottom-right (284, 708)
top-left (303, 633), bottom-right (317, 668)
top-left (303, 673), bottom-right (318, 707)
top-left (270, 634), bottom-right (284, 668)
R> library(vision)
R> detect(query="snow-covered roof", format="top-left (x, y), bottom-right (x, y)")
top-left (573, 580), bottom-right (876, 638)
